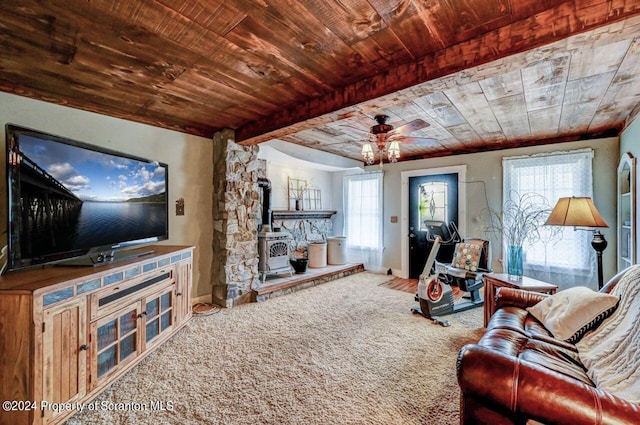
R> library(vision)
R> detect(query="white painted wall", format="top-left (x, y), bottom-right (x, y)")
top-left (263, 161), bottom-right (334, 210)
top-left (258, 143), bottom-right (361, 213)
top-left (0, 92), bottom-right (214, 298)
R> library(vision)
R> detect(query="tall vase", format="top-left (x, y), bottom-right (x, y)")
top-left (507, 245), bottom-right (523, 281)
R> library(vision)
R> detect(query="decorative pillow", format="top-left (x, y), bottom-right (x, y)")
top-left (526, 287), bottom-right (619, 343)
top-left (451, 242), bottom-right (482, 271)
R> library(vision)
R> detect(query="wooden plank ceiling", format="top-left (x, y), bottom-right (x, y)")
top-left (1, 0), bottom-right (640, 164)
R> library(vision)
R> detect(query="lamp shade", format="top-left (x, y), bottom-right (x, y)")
top-left (545, 197), bottom-right (608, 228)
top-left (388, 141), bottom-right (400, 162)
top-left (361, 143), bottom-right (374, 165)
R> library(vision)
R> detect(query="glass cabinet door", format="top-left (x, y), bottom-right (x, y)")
top-left (92, 301), bottom-right (142, 386)
top-left (143, 287), bottom-right (175, 350)
top-left (618, 153), bottom-right (636, 272)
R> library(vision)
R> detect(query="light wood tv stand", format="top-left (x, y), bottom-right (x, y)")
top-left (0, 245), bottom-right (194, 425)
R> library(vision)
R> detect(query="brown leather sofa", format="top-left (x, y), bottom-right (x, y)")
top-left (456, 272), bottom-right (640, 425)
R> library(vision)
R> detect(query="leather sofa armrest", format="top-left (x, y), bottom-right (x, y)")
top-left (494, 287), bottom-right (549, 310)
top-left (457, 344), bottom-right (640, 425)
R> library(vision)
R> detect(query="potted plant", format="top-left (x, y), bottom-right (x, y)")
top-left (485, 192), bottom-right (558, 280)
top-left (290, 246), bottom-right (308, 274)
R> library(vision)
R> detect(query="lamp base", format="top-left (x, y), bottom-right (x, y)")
top-left (591, 230), bottom-right (607, 290)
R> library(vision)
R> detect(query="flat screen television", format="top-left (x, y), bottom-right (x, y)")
top-left (6, 124), bottom-right (169, 271)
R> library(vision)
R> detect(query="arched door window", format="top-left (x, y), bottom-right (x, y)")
top-left (418, 181), bottom-right (448, 230)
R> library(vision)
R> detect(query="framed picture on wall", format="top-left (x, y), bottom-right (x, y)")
top-left (287, 177), bottom-right (321, 210)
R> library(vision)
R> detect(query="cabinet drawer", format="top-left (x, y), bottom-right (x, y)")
top-left (90, 268), bottom-right (174, 320)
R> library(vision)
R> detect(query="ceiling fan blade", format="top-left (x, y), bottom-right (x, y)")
top-left (397, 136), bottom-right (438, 146)
top-left (392, 119), bottom-right (430, 136)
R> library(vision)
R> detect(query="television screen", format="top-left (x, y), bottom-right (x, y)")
top-left (6, 124), bottom-right (168, 270)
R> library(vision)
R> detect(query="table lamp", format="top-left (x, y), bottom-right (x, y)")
top-left (545, 197), bottom-right (609, 289)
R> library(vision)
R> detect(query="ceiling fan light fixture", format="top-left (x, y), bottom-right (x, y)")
top-left (361, 143), bottom-right (375, 165)
top-left (361, 114), bottom-right (432, 167)
top-left (371, 114), bottom-right (393, 135)
top-left (388, 141), bottom-right (400, 163)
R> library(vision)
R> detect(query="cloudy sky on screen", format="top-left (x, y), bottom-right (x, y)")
top-left (20, 135), bottom-right (165, 202)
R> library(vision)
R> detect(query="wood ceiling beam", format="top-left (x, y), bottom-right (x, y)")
top-left (236, 0), bottom-right (640, 145)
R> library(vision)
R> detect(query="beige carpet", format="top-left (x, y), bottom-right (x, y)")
top-left (68, 272), bottom-right (484, 425)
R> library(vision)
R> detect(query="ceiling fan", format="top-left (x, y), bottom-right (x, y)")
top-left (361, 114), bottom-right (437, 166)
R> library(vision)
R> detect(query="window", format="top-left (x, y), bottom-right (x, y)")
top-left (343, 171), bottom-right (383, 271)
top-left (503, 149), bottom-right (594, 285)
top-left (418, 181), bottom-right (448, 230)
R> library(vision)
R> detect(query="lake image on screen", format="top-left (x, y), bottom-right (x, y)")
top-left (16, 134), bottom-right (167, 260)
top-left (72, 201), bottom-right (166, 248)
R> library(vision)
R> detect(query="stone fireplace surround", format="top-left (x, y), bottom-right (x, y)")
top-left (211, 130), bottom-right (338, 308)
top-left (272, 210), bottom-right (336, 256)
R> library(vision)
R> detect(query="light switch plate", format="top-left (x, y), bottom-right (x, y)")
top-left (176, 198), bottom-right (185, 216)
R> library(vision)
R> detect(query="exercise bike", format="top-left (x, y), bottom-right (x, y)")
top-left (411, 221), bottom-right (490, 327)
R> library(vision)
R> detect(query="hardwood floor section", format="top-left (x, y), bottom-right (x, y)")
top-left (380, 276), bottom-right (465, 300)
top-left (379, 277), bottom-right (418, 294)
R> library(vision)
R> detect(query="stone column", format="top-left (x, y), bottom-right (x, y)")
top-left (211, 129), bottom-right (264, 307)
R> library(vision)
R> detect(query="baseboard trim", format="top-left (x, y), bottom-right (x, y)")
top-left (191, 293), bottom-right (211, 306)
top-left (391, 268), bottom-right (404, 278)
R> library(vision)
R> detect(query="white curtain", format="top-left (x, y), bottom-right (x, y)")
top-left (503, 148), bottom-right (595, 289)
top-left (343, 171), bottom-right (384, 272)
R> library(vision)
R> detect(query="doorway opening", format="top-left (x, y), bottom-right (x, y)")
top-left (400, 165), bottom-right (467, 279)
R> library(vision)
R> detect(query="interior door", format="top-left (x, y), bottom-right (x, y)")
top-left (408, 173), bottom-right (459, 278)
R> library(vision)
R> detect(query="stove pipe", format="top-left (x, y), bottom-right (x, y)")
top-left (258, 177), bottom-right (272, 232)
